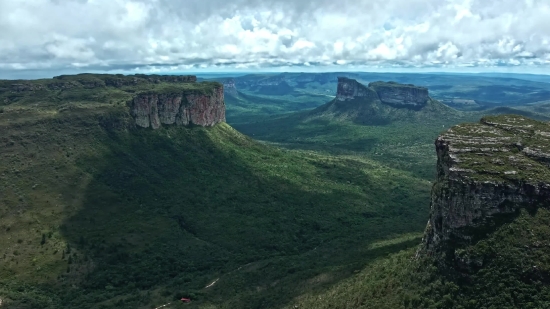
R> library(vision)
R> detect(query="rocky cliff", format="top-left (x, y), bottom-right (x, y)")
top-left (336, 78), bottom-right (429, 108)
top-left (422, 115), bottom-right (550, 256)
top-left (0, 73), bottom-right (225, 129)
top-left (369, 81), bottom-right (429, 108)
top-left (312, 77), bottom-right (456, 125)
top-left (130, 82), bottom-right (225, 129)
top-left (335, 77), bottom-right (379, 101)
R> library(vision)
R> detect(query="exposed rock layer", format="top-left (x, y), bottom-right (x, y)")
top-left (422, 115), bottom-right (550, 254)
top-left (336, 77), bottom-right (429, 108)
top-left (130, 84), bottom-right (225, 129)
top-left (369, 81), bottom-right (429, 107)
top-left (336, 77), bottom-right (379, 101)
top-left (1, 74), bottom-right (225, 129)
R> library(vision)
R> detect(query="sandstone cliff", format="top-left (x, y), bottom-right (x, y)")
top-left (0, 74), bottom-right (225, 129)
top-left (422, 115), bottom-right (550, 256)
top-left (369, 81), bottom-right (429, 108)
top-left (336, 77), bottom-right (429, 108)
top-left (335, 77), bottom-right (379, 101)
top-left (130, 82), bottom-right (225, 129)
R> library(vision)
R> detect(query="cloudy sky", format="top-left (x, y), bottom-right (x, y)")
top-left (1, 0), bottom-right (550, 78)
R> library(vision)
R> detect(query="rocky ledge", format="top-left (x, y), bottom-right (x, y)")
top-left (422, 115), bottom-right (550, 255)
top-left (335, 77), bottom-right (429, 108)
top-left (130, 82), bottom-right (225, 129)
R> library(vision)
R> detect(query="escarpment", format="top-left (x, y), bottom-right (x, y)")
top-left (369, 81), bottom-right (428, 107)
top-left (0, 73), bottom-right (225, 129)
top-left (422, 115), bottom-right (550, 256)
top-left (335, 77), bottom-right (379, 101)
top-left (335, 77), bottom-right (429, 108)
top-left (313, 77), bottom-right (455, 124)
top-left (130, 83), bottom-right (225, 129)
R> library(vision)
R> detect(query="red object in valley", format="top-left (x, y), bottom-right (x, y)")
top-left (180, 298), bottom-right (191, 303)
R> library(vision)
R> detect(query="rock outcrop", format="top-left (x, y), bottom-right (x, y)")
top-left (369, 81), bottom-right (429, 108)
top-left (335, 78), bottom-right (429, 108)
top-left (422, 115), bottom-right (550, 255)
top-left (130, 83), bottom-right (225, 129)
top-left (336, 77), bottom-right (379, 101)
top-left (223, 78), bottom-right (238, 97)
top-left (312, 77), bottom-right (456, 125)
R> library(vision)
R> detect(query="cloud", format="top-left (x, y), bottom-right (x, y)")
top-left (0, 0), bottom-right (549, 76)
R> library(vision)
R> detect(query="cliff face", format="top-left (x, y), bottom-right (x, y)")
top-left (369, 81), bottom-right (429, 108)
top-left (422, 115), bottom-right (550, 255)
top-left (335, 78), bottom-right (429, 108)
top-left (130, 84), bottom-right (225, 129)
top-left (0, 73), bottom-right (225, 129)
top-left (335, 77), bottom-right (379, 101)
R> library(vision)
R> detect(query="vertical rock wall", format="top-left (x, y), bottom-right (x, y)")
top-left (130, 84), bottom-right (225, 129)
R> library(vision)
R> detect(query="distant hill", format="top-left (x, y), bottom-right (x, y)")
top-left (216, 72), bottom-right (550, 109)
top-left (481, 106), bottom-right (550, 121)
top-left (309, 77), bottom-right (461, 125)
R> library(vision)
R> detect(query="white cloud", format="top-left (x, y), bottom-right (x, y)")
top-left (0, 0), bottom-right (549, 75)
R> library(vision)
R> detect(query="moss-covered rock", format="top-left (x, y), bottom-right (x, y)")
top-left (422, 114), bottom-right (550, 257)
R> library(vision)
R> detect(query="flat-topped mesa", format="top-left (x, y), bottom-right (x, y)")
top-left (422, 115), bottom-right (550, 256)
top-left (368, 81), bottom-right (429, 108)
top-left (335, 78), bottom-right (429, 108)
top-left (223, 78), bottom-right (238, 97)
top-left (336, 77), bottom-right (379, 101)
top-left (130, 82), bottom-right (225, 129)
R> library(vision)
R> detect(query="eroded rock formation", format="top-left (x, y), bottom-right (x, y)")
top-left (335, 77), bottom-right (379, 101)
top-left (422, 115), bottom-right (550, 254)
top-left (130, 84), bottom-right (225, 129)
top-left (336, 78), bottom-right (429, 108)
top-left (369, 81), bottom-right (429, 108)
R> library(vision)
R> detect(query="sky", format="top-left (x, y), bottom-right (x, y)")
top-left (1, 0), bottom-right (550, 78)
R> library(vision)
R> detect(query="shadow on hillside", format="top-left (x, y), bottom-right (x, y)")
top-left (58, 124), bottom-right (427, 309)
top-left (234, 117), bottom-right (382, 154)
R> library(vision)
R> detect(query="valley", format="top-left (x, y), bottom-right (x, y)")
top-left (0, 74), bottom-right (430, 309)
top-left (1, 72), bottom-right (550, 309)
